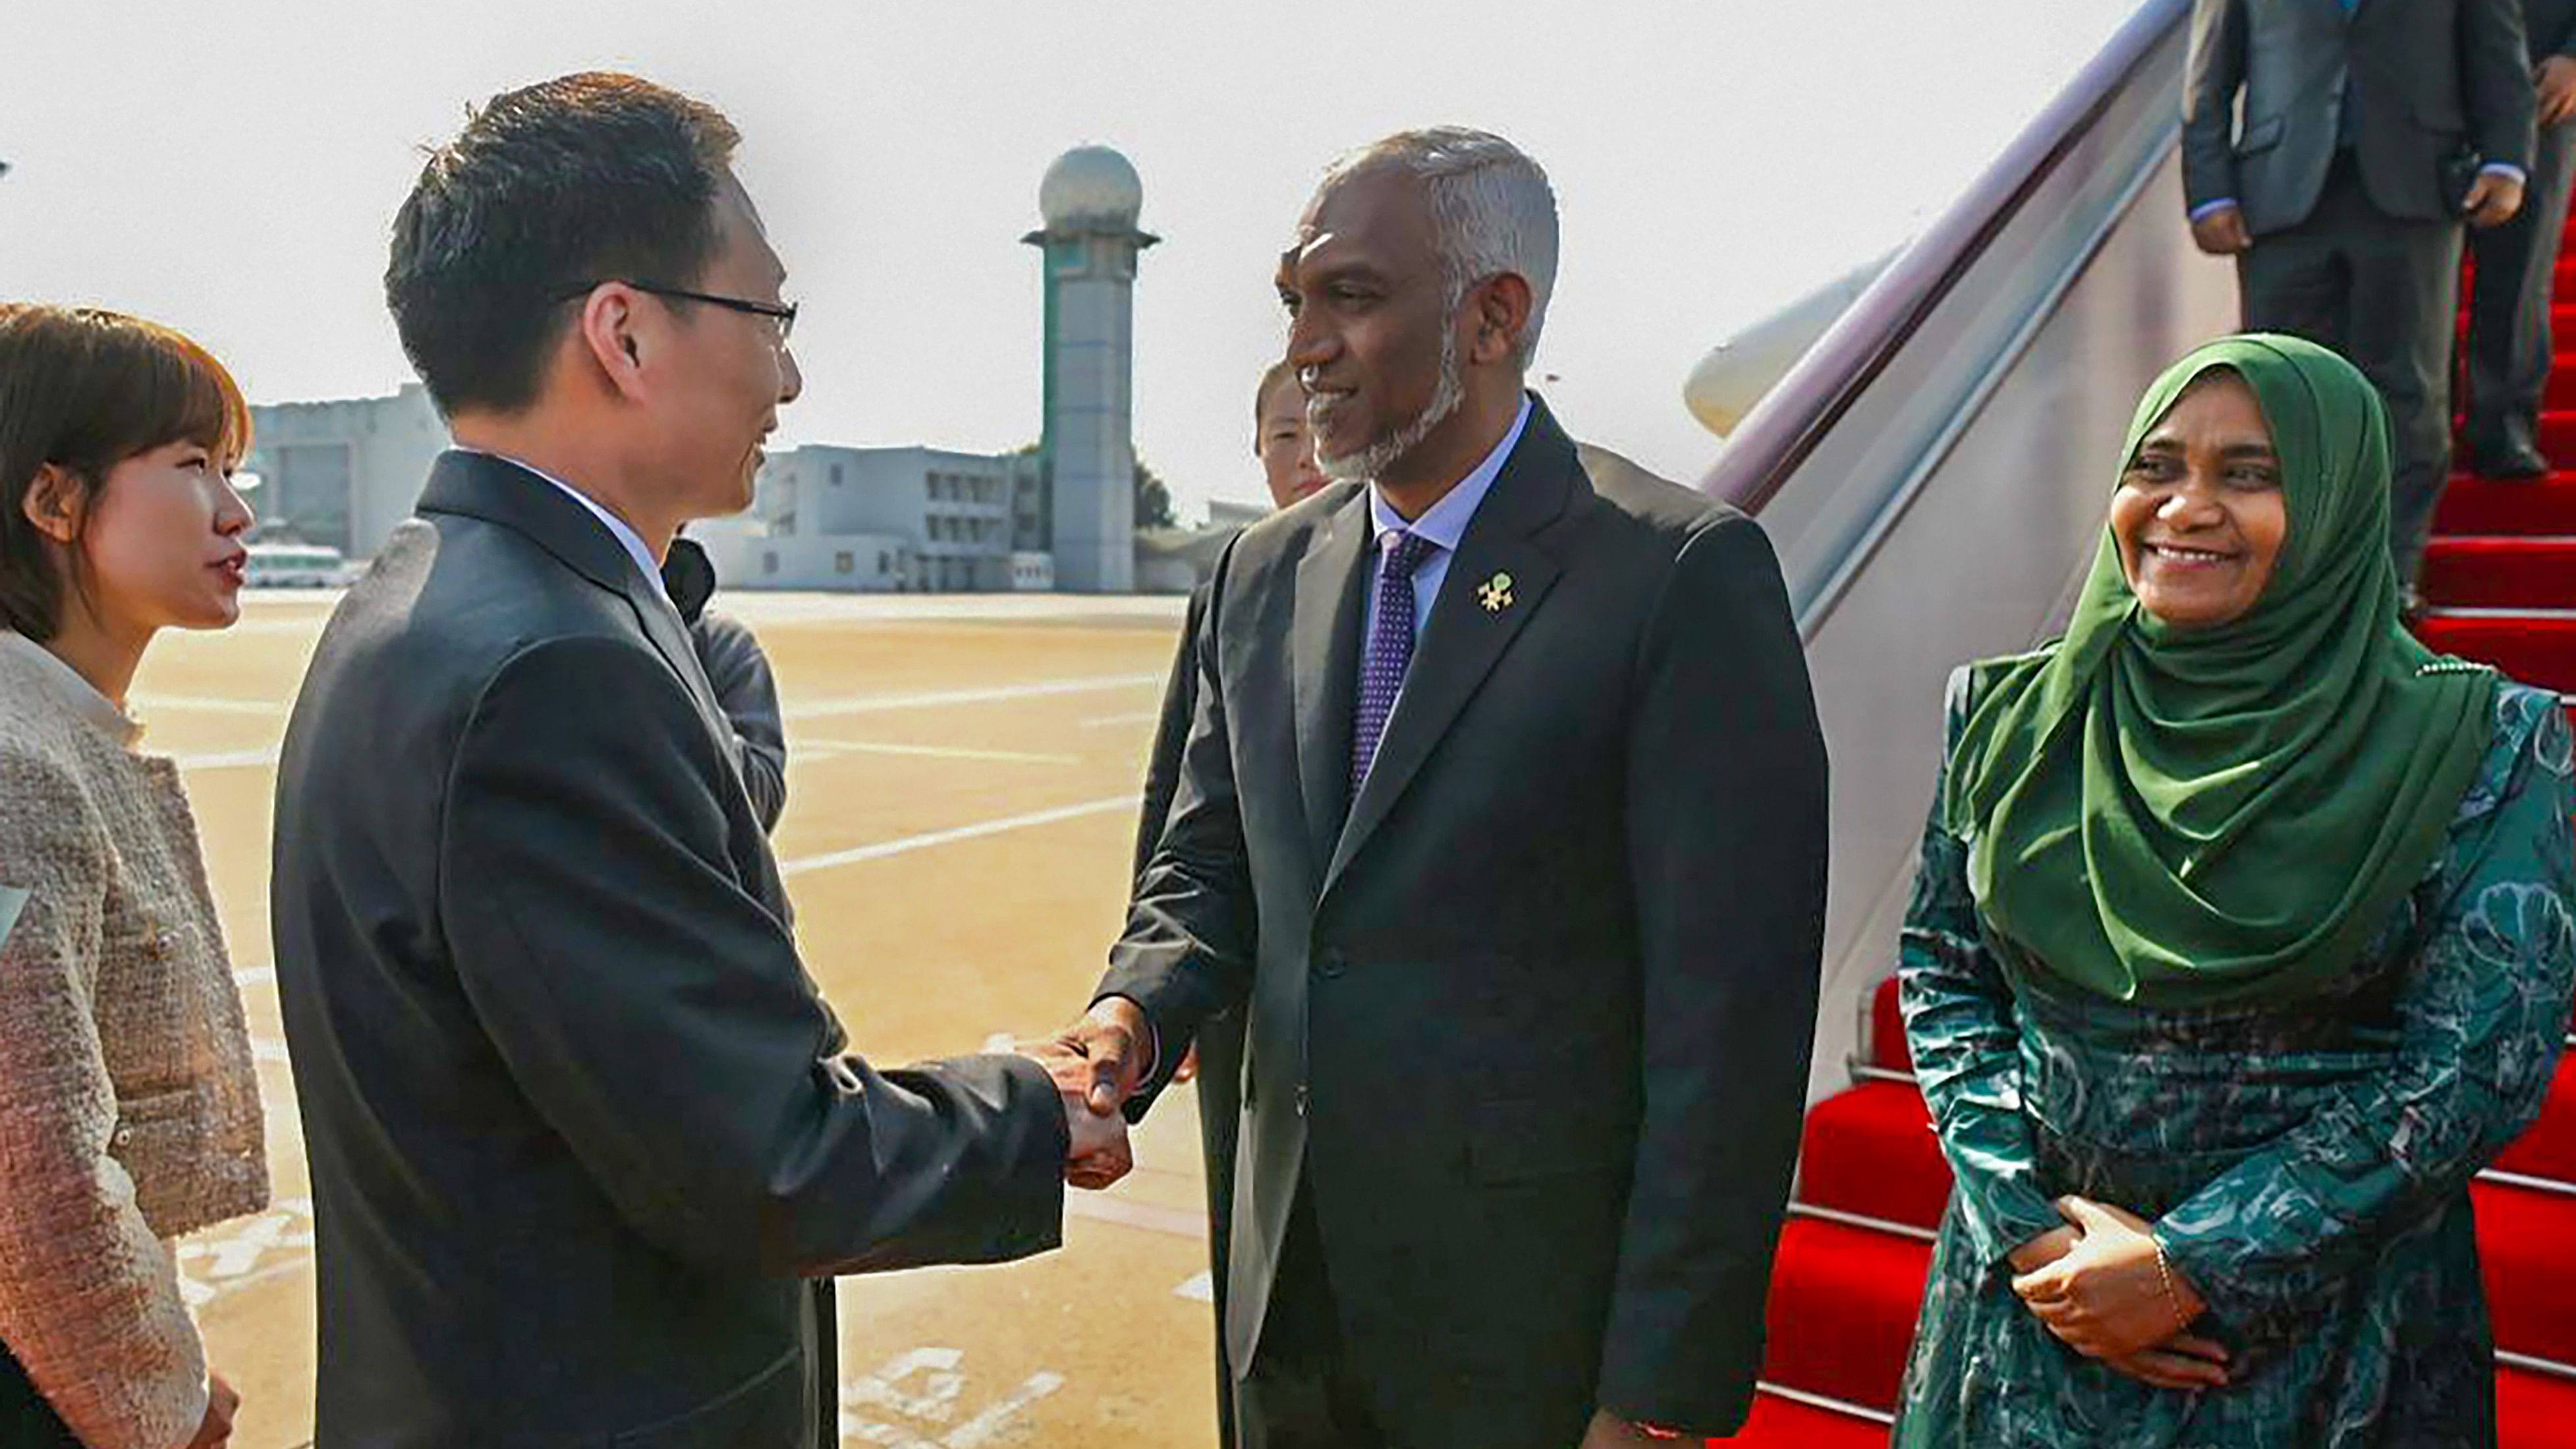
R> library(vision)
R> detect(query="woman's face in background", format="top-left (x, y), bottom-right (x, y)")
top-left (42, 440), bottom-right (256, 635)
top-left (1257, 372), bottom-right (1326, 509)
top-left (2111, 373), bottom-right (2288, 631)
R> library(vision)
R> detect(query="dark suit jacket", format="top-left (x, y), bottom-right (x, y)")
top-left (693, 610), bottom-right (789, 833)
top-left (2184, 0), bottom-right (2534, 234)
top-left (1136, 584), bottom-right (1210, 880)
top-left (663, 536), bottom-right (789, 833)
top-left (1096, 399), bottom-right (1830, 1444)
top-left (271, 451), bottom-right (1069, 1448)
top-left (2532, 0), bottom-right (2576, 59)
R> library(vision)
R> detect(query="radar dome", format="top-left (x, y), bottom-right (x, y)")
top-left (1038, 146), bottom-right (1144, 231)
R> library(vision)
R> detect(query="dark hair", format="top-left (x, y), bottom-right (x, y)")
top-left (1252, 359), bottom-right (1299, 452)
top-left (385, 72), bottom-right (742, 416)
top-left (0, 304), bottom-right (252, 641)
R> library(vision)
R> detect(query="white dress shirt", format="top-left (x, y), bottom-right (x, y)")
top-left (459, 449), bottom-right (670, 604)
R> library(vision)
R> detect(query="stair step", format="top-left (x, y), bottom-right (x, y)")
top-left (2422, 536), bottom-right (2576, 610)
top-left (2416, 613), bottom-right (2576, 692)
top-left (2526, 410), bottom-right (2576, 466)
top-left (1800, 1082), bottom-right (1948, 1232)
top-left (2480, 1179), bottom-right (2576, 1366)
top-left (2493, 1054), bottom-right (2576, 1185)
top-left (2500, 1363), bottom-right (2576, 1449)
top-left (1761, 1216), bottom-right (1930, 1413)
top-left (1730, 1390), bottom-right (1891, 1446)
top-left (2435, 473), bottom-right (2576, 535)
top-left (1870, 974), bottom-right (1912, 1074)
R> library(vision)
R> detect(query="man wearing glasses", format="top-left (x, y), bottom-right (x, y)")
top-left (270, 72), bottom-right (1125, 1448)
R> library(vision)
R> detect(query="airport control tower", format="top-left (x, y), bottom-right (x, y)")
top-left (1025, 145), bottom-right (1156, 593)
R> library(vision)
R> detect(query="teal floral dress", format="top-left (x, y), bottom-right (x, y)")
top-left (1892, 672), bottom-right (2576, 1448)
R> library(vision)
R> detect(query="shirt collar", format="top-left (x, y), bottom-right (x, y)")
top-left (459, 448), bottom-right (671, 603)
top-left (0, 630), bottom-right (144, 749)
top-left (1366, 394), bottom-right (1532, 552)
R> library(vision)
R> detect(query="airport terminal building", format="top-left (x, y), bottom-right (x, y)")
top-left (238, 144), bottom-right (1243, 593)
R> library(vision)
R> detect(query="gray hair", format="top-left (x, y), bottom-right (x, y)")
top-left (1321, 127), bottom-right (1559, 370)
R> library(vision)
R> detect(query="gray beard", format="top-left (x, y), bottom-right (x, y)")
top-left (1316, 328), bottom-right (1464, 484)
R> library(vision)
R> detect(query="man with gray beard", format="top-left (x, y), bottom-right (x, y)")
top-left (1049, 128), bottom-right (1829, 1448)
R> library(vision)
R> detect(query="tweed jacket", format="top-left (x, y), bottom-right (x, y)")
top-left (0, 631), bottom-right (266, 1449)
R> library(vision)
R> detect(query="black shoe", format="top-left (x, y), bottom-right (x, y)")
top-left (2465, 418), bottom-right (2550, 480)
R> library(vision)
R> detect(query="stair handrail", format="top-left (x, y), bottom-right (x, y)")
top-left (1701, 0), bottom-right (2191, 521)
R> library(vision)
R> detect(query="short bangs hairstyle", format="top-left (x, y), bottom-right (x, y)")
top-left (0, 304), bottom-right (252, 641)
top-left (385, 71), bottom-right (742, 418)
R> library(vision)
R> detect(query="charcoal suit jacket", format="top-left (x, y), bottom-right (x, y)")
top-left (2183, 0), bottom-right (2534, 235)
top-left (1097, 397), bottom-right (1830, 1444)
top-left (271, 450), bottom-right (1069, 1448)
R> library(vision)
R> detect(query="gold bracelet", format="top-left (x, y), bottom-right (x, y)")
top-left (2152, 1238), bottom-right (2191, 1332)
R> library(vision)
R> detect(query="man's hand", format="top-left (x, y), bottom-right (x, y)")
top-left (1054, 996), bottom-right (1151, 1116)
top-left (1577, 1409), bottom-right (1671, 1448)
top-left (2465, 170), bottom-right (2528, 228)
top-left (2540, 55), bottom-right (2576, 127)
top-left (2011, 1197), bottom-right (2211, 1363)
top-left (184, 1373), bottom-right (239, 1448)
top-left (1171, 1042), bottom-right (1201, 1085)
top-left (1017, 1038), bottom-right (1136, 1191)
top-left (2190, 204), bottom-right (2252, 256)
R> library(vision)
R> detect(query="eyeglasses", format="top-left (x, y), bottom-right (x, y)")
top-left (555, 280), bottom-right (798, 344)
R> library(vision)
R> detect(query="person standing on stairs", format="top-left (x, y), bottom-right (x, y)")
top-left (1892, 335), bottom-right (2576, 1447)
top-left (2182, 0), bottom-right (2536, 611)
top-left (2465, 0), bottom-right (2576, 479)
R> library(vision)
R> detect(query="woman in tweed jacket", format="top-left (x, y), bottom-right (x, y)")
top-left (0, 306), bottom-right (269, 1449)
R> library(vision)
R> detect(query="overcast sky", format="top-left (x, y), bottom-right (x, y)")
top-left (1, 0), bottom-right (2141, 521)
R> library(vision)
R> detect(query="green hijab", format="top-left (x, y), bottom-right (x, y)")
top-left (1943, 334), bottom-right (2496, 1009)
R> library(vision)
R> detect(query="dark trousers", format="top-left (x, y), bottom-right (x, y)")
top-left (1, 1338), bottom-right (82, 1448)
top-left (1233, 1185), bottom-right (1386, 1449)
top-left (1197, 1011), bottom-right (1246, 1449)
top-left (2467, 119), bottom-right (2576, 438)
top-left (2239, 152), bottom-right (2465, 584)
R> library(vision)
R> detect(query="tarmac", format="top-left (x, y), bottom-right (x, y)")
top-left (149, 588), bottom-right (1219, 1448)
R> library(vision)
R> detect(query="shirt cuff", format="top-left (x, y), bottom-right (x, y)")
top-left (2187, 198), bottom-right (2241, 225)
top-left (2482, 162), bottom-right (2529, 186)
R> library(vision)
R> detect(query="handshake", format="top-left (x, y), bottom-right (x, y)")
top-left (1008, 996), bottom-right (1156, 1191)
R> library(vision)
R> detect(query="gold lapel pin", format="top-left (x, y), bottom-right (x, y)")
top-left (1477, 571), bottom-right (1515, 613)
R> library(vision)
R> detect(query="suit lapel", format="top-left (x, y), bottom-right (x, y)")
top-left (1291, 488), bottom-right (1372, 874)
top-left (625, 575), bottom-right (731, 737)
top-left (1322, 401), bottom-right (1578, 897)
top-left (416, 451), bottom-right (737, 783)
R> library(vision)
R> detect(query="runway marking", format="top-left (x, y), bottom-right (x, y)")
top-left (1063, 1192), bottom-right (1207, 1241)
top-left (130, 693), bottom-right (285, 717)
top-left (781, 796), bottom-right (1134, 877)
top-left (799, 738), bottom-right (1083, 766)
top-left (172, 745), bottom-right (283, 770)
top-left (787, 672), bottom-right (1160, 722)
top-left (179, 1198), bottom-right (314, 1307)
top-left (1077, 710), bottom-right (1162, 729)
top-left (839, 1348), bottom-right (1065, 1447)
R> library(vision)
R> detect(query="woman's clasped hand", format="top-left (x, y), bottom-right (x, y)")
top-left (2008, 1200), bottom-right (2228, 1392)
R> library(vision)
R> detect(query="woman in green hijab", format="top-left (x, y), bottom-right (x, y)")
top-left (1891, 335), bottom-right (2576, 1446)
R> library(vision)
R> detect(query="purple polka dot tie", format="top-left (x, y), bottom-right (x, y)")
top-left (1351, 528), bottom-right (1440, 797)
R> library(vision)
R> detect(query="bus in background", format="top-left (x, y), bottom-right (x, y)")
top-left (246, 543), bottom-right (356, 589)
